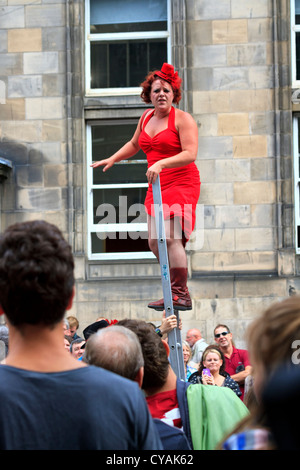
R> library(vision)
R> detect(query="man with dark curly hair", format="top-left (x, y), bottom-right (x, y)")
top-left (0, 220), bottom-right (162, 450)
top-left (118, 318), bottom-right (249, 450)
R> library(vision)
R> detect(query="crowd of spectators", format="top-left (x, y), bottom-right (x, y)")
top-left (0, 219), bottom-right (298, 451)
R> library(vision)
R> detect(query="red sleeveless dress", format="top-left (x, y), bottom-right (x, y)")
top-left (138, 106), bottom-right (201, 243)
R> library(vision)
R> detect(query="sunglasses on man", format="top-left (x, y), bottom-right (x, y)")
top-left (214, 331), bottom-right (229, 338)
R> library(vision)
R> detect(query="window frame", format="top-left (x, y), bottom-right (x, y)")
top-left (293, 115), bottom-right (300, 254)
top-left (84, 0), bottom-right (171, 96)
top-left (86, 120), bottom-right (155, 261)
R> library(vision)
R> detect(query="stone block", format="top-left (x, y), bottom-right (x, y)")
top-left (0, 53), bottom-right (23, 75)
top-left (16, 165), bottom-right (43, 187)
top-left (212, 19), bottom-right (248, 44)
top-left (0, 6), bottom-right (24, 28)
top-left (231, 0), bottom-right (270, 18)
top-left (189, 277), bottom-right (234, 299)
top-left (24, 52), bottom-right (59, 74)
top-left (16, 188), bottom-right (62, 210)
top-left (213, 67), bottom-right (249, 90)
top-left (8, 75), bottom-right (42, 98)
top-left (277, 250), bottom-right (296, 276)
top-left (42, 211), bottom-right (68, 233)
top-left (42, 27), bottom-right (66, 51)
top-left (0, 98), bottom-right (25, 120)
top-left (235, 227), bottom-right (274, 251)
top-left (198, 113), bottom-right (218, 136)
top-left (215, 159), bottom-right (250, 182)
top-left (186, 20), bottom-right (212, 45)
top-left (227, 44), bottom-right (266, 66)
top-left (214, 251), bottom-right (277, 273)
top-left (191, 252), bottom-right (215, 272)
top-left (250, 158), bottom-right (276, 181)
top-left (25, 5), bottom-right (65, 27)
top-left (193, 90), bottom-right (230, 114)
top-left (229, 89), bottom-right (273, 112)
top-left (25, 97), bottom-right (65, 119)
top-left (28, 142), bottom-right (62, 163)
top-left (8, 28), bottom-right (42, 52)
top-left (194, 0), bottom-right (231, 20)
top-left (248, 18), bottom-right (273, 43)
top-left (197, 136), bottom-right (233, 159)
top-left (248, 65), bottom-right (275, 89)
top-left (0, 140), bottom-right (28, 164)
top-left (235, 278), bottom-right (287, 298)
top-left (0, 31), bottom-right (7, 53)
top-left (234, 181), bottom-right (276, 204)
top-left (1, 120), bottom-right (42, 142)
top-left (200, 182), bottom-right (234, 205)
top-left (42, 120), bottom-right (67, 142)
top-left (192, 250), bottom-right (277, 275)
top-left (202, 228), bottom-right (235, 252)
top-left (42, 74), bottom-right (66, 96)
top-left (44, 164), bottom-right (67, 187)
top-left (215, 205), bottom-right (250, 228)
top-left (194, 45), bottom-right (227, 67)
top-left (233, 135), bottom-right (268, 158)
top-left (218, 113), bottom-right (249, 136)
top-left (250, 204), bottom-right (275, 227)
top-left (249, 111), bottom-right (275, 135)
top-left (190, 68), bottom-right (214, 91)
top-left (199, 160), bottom-right (215, 182)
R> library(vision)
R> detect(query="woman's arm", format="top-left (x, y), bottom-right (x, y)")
top-left (90, 115), bottom-right (144, 171)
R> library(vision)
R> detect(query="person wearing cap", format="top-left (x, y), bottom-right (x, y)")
top-left (91, 63), bottom-right (200, 312)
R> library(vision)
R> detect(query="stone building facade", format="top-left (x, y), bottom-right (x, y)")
top-left (0, 0), bottom-right (298, 346)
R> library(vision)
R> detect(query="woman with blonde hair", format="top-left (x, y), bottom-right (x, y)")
top-left (188, 345), bottom-right (241, 398)
top-left (182, 340), bottom-right (197, 381)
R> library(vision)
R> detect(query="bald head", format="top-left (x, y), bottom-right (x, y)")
top-left (186, 328), bottom-right (202, 347)
top-left (83, 325), bottom-right (144, 383)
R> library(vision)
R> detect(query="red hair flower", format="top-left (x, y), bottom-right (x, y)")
top-left (154, 63), bottom-right (182, 91)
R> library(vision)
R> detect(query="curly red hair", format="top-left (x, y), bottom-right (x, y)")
top-left (140, 63), bottom-right (182, 104)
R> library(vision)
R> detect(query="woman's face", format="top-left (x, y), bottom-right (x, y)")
top-left (182, 344), bottom-right (190, 364)
top-left (150, 79), bottom-right (174, 110)
top-left (203, 352), bottom-right (223, 373)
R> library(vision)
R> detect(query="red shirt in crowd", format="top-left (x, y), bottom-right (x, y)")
top-left (224, 346), bottom-right (251, 401)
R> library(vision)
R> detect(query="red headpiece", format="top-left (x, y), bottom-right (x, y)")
top-left (154, 63), bottom-right (182, 90)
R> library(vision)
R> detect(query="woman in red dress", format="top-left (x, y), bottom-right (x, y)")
top-left (91, 64), bottom-right (200, 310)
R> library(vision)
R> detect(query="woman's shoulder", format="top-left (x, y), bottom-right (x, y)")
top-left (174, 107), bottom-right (197, 128)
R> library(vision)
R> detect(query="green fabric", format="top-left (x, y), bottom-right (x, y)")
top-left (187, 384), bottom-right (249, 450)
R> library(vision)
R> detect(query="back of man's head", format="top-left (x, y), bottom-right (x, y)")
top-left (83, 325), bottom-right (144, 381)
top-left (118, 319), bottom-right (170, 392)
top-left (0, 220), bottom-right (74, 327)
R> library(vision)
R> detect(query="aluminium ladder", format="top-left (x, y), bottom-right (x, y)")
top-left (151, 176), bottom-right (185, 381)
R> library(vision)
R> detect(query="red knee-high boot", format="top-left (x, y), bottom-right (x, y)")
top-left (148, 267), bottom-right (192, 311)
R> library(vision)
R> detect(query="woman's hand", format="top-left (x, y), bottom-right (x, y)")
top-left (90, 157), bottom-right (115, 172)
top-left (159, 311), bottom-right (181, 336)
top-left (146, 162), bottom-right (162, 184)
top-left (202, 373), bottom-right (215, 386)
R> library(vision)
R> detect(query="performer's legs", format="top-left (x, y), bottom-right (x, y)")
top-left (147, 215), bottom-right (192, 310)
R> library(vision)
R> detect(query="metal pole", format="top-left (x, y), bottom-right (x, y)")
top-left (152, 176), bottom-right (185, 381)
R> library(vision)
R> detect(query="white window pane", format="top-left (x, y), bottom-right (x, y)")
top-left (90, 39), bottom-right (167, 88)
top-left (90, 0), bottom-right (167, 26)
